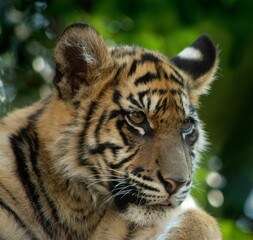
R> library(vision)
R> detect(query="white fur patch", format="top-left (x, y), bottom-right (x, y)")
top-left (156, 217), bottom-right (181, 240)
top-left (82, 45), bottom-right (97, 64)
top-left (155, 196), bottom-right (197, 240)
top-left (180, 195), bottom-right (197, 210)
top-left (178, 47), bottom-right (203, 60)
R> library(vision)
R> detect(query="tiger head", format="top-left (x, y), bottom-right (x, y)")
top-left (51, 23), bottom-right (218, 226)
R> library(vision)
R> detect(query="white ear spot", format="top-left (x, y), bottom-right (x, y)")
top-left (82, 51), bottom-right (97, 64)
top-left (81, 44), bottom-right (97, 64)
top-left (178, 47), bottom-right (203, 61)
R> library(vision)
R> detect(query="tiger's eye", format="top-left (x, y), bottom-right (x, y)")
top-left (181, 118), bottom-right (194, 133)
top-left (128, 112), bottom-right (145, 124)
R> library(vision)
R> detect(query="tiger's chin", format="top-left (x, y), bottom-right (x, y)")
top-left (119, 203), bottom-right (180, 226)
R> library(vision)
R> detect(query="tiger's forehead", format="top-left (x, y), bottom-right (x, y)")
top-left (110, 46), bottom-right (191, 120)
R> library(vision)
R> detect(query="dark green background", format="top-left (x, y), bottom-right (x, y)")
top-left (0, 0), bottom-right (253, 239)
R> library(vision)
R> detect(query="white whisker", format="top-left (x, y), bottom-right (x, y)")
top-left (86, 179), bottom-right (120, 188)
top-left (85, 165), bottom-right (125, 176)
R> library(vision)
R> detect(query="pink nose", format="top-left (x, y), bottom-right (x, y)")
top-left (165, 178), bottom-right (186, 194)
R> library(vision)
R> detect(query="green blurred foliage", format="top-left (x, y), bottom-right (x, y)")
top-left (0, 0), bottom-right (253, 239)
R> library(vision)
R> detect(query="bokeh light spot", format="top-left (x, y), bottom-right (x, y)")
top-left (206, 171), bottom-right (226, 189)
top-left (207, 189), bottom-right (224, 208)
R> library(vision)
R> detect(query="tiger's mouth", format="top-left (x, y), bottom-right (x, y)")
top-left (109, 180), bottom-right (175, 211)
top-left (112, 192), bottom-right (173, 212)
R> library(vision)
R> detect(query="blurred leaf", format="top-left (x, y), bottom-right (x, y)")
top-left (221, 220), bottom-right (253, 240)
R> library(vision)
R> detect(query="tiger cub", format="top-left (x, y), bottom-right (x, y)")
top-left (0, 23), bottom-right (221, 239)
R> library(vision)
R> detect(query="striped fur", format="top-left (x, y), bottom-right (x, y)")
top-left (0, 23), bottom-right (221, 239)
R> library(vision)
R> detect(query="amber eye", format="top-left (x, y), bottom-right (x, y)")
top-left (127, 112), bottom-right (146, 125)
top-left (181, 118), bottom-right (194, 133)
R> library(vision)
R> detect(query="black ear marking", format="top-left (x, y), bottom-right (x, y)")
top-left (171, 34), bottom-right (217, 79)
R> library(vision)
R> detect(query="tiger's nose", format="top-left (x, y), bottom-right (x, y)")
top-left (164, 178), bottom-right (187, 194)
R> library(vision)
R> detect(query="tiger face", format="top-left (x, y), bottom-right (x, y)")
top-left (53, 23), bottom-right (218, 226)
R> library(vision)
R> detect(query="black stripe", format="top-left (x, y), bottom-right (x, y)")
top-left (131, 179), bottom-right (160, 192)
top-left (25, 128), bottom-right (60, 223)
top-left (150, 88), bottom-right (168, 95)
top-left (128, 59), bottom-right (138, 76)
top-left (0, 183), bottom-right (17, 203)
top-left (128, 53), bottom-right (161, 77)
top-left (112, 90), bottom-right (122, 105)
top-left (84, 101), bottom-right (99, 131)
top-left (138, 90), bottom-right (150, 108)
top-left (113, 64), bottom-right (126, 85)
top-left (10, 132), bottom-right (40, 214)
top-left (169, 64), bottom-right (184, 82)
top-left (111, 148), bottom-right (139, 169)
top-left (134, 72), bottom-right (158, 86)
top-left (141, 53), bottom-right (160, 63)
top-left (22, 125), bottom-right (59, 222)
top-left (28, 108), bottom-right (45, 122)
top-left (109, 110), bottom-right (122, 119)
top-left (131, 192), bottom-right (158, 200)
top-left (94, 110), bottom-right (107, 140)
top-left (27, 97), bottom-right (51, 121)
top-left (173, 68), bottom-right (184, 83)
top-left (170, 89), bottom-right (180, 96)
top-left (126, 93), bottom-right (142, 109)
top-left (12, 106), bottom-right (56, 236)
top-left (155, 64), bottom-right (162, 79)
top-left (170, 73), bottom-right (184, 87)
top-left (90, 142), bottom-right (122, 155)
top-left (156, 89), bottom-right (168, 95)
top-left (10, 128), bottom-right (54, 238)
top-left (78, 101), bottom-right (98, 166)
top-left (163, 70), bottom-right (169, 80)
top-left (138, 90), bottom-right (150, 99)
top-left (0, 198), bottom-right (36, 239)
top-left (116, 119), bottom-right (130, 146)
top-left (154, 98), bottom-right (168, 115)
top-left (147, 97), bottom-right (151, 112)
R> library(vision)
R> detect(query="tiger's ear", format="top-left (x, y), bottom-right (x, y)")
top-left (53, 23), bottom-right (113, 100)
top-left (171, 35), bottom-right (219, 105)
